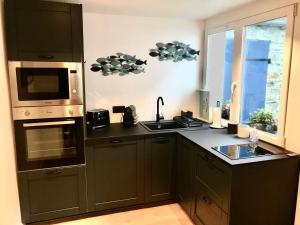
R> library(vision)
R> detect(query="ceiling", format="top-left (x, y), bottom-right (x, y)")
top-left (53, 0), bottom-right (257, 20)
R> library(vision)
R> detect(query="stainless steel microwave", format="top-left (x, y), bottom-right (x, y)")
top-left (8, 61), bottom-right (83, 107)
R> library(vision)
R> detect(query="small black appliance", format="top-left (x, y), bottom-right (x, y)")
top-left (86, 109), bottom-right (110, 130)
top-left (122, 107), bottom-right (135, 128)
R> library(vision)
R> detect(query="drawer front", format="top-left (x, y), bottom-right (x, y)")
top-left (195, 149), bottom-right (231, 212)
top-left (18, 166), bottom-right (87, 223)
top-left (192, 182), bottom-right (228, 225)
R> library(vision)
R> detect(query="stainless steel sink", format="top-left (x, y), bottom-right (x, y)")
top-left (140, 120), bottom-right (187, 131)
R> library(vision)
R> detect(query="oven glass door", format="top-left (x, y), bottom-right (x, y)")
top-left (15, 117), bottom-right (84, 171)
top-left (16, 68), bottom-right (69, 101)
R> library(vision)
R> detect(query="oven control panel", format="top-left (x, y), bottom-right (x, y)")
top-left (13, 105), bottom-right (83, 120)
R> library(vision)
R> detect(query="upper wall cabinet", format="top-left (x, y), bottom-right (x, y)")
top-left (4, 0), bottom-right (84, 62)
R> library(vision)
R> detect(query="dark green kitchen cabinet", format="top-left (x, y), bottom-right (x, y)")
top-left (191, 147), bottom-right (231, 225)
top-left (86, 137), bottom-right (145, 212)
top-left (18, 165), bottom-right (87, 224)
top-left (145, 134), bottom-right (176, 203)
top-left (186, 137), bottom-right (300, 225)
top-left (4, 0), bottom-right (83, 62)
top-left (176, 137), bottom-right (196, 216)
top-left (192, 180), bottom-right (228, 225)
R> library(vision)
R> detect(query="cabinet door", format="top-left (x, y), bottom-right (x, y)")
top-left (192, 180), bottom-right (228, 225)
top-left (5, 0), bottom-right (83, 62)
top-left (86, 138), bottom-right (144, 212)
top-left (176, 137), bottom-right (195, 216)
top-left (18, 166), bottom-right (87, 224)
top-left (145, 134), bottom-right (176, 203)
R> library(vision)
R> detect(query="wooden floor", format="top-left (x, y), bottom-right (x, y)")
top-left (54, 204), bottom-right (194, 225)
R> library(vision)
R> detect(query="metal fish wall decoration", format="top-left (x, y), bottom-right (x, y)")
top-left (149, 41), bottom-right (200, 62)
top-left (90, 53), bottom-right (147, 76)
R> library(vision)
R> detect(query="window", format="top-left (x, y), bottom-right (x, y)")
top-left (204, 6), bottom-right (295, 146)
top-left (240, 18), bottom-right (288, 135)
top-left (206, 30), bottom-right (235, 120)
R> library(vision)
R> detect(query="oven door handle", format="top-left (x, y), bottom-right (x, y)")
top-left (23, 120), bottom-right (75, 127)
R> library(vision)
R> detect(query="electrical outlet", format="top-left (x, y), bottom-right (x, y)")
top-left (113, 106), bottom-right (125, 113)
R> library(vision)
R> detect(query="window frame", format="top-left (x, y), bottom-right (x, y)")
top-left (204, 5), bottom-right (296, 147)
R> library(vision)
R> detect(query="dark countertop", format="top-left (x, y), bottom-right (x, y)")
top-left (178, 129), bottom-right (297, 165)
top-left (85, 122), bottom-right (298, 166)
top-left (85, 123), bottom-right (150, 141)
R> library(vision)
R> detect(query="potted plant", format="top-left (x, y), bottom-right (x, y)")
top-left (249, 109), bottom-right (277, 134)
top-left (221, 100), bottom-right (230, 120)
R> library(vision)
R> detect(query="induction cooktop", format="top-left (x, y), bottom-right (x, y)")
top-left (211, 143), bottom-right (285, 160)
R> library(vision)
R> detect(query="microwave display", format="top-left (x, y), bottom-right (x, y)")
top-left (17, 68), bottom-right (69, 100)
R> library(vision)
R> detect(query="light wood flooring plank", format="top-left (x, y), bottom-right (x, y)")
top-left (54, 204), bottom-right (194, 225)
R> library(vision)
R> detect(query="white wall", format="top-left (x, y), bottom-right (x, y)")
top-left (83, 13), bottom-right (204, 122)
top-left (205, 1), bottom-right (300, 225)
top-left (0, 2), bottom-right (22, 225)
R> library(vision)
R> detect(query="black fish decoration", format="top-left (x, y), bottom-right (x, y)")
top-left (149, 51), bottom-right (159, 57)
top-left (90, 53), bottom-right (146, 76)
top-left (135, 60), bottom-right (147, 65)
top-left (149, 41), bottom-right (200, 62)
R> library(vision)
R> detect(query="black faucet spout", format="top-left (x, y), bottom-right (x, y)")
top-left (156, 96), bottom-right (164, 122)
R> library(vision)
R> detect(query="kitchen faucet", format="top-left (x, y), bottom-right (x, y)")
top-left (156, 96), bottom-right (164, 122)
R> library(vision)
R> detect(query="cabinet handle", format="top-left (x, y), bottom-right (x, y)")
top-left (153, 140), bottom-right (169, 144)
top-left (38, 55), bottom-right (55, 60)
top-left (204, 155), bottom-right (214, 162)
top-left (45, 169), bottom-right (63, 176)
top-left (153, 136), bottom-right (170, 142)
top-left (110, 140), bottom-right (122, 144)
top-left (202, 196), bottom-right (212, 205)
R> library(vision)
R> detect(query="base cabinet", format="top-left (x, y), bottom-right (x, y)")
top-left (145, 134), bottom-right (176, 203)
top-left (86, 137), bottom-right (145, 212)
top-left (176, 136), bottom-right (195, 216)
top-left (18, 165), bottom-right (87, 224)
top-left (178, 138), bottom-right (300, 225)
top-left (15, 132), bottom-right (300, 225)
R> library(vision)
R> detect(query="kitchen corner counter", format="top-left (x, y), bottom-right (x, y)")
top-left (178, 129), bottom-right (298, 166)
top-left (85, 122), bottom-right (298, 166)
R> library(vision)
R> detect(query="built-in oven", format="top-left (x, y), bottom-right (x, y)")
top-left (8, 61), bottom-right (83, 107)
top-left (13, 106), bottom-right (85, 171)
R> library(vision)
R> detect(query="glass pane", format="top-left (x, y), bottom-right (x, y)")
top-left (26, 125), bottom-right (77, 161)
top-left (206, 30), bottom-right (234, 119)
top-left (240, 17), bottom-right (287, 134)
top-left (17, 68), bottom-right (70, 100)
top-left (27, 75), bottom-right (59, 93)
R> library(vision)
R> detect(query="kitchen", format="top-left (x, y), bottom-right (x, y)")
top-left (1, 0), bottom-right (300, 225)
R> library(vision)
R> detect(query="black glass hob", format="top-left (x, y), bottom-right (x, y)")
top-left (211, 143), bottom-right (285, 160)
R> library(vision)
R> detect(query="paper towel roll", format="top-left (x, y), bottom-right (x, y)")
top-left (211, 107), bottom-right (221, 128)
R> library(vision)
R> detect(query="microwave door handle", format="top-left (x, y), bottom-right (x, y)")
top-left (23, 120), bottom-right (75, 127)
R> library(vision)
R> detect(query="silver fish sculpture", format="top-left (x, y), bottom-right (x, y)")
top-left (149, 41), bottom-right (200, 62)
top-left (91, 53), bottom-right (146, 76)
